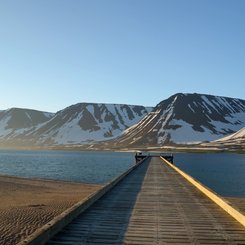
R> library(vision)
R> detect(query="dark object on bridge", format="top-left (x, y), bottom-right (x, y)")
top-left (135, 152), bottom-right (173, 164)
top-left (135, 152), bottom-right (147, 163)
top-left (161, 153), bottom-right (174, 164)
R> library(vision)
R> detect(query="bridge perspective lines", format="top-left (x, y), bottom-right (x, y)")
top-left (47, 157), bottom-right (245, 244)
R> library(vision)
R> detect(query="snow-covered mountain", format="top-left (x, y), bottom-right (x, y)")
top-left (1, 94), bottom-right (244, 149)
top-left (11, 103), bottom-right (151, 146)
top-left (115, 93), bottom-right (245, 147)
top-left (201, 127), bottom-right (245, 150)
top-left (214, 127), bottom-right (245, 142)
top-left (0, 108), bottom-right (54, 143)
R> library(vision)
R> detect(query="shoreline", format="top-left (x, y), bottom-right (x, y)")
top-left (0, 175), bottom-right (102, 244)
top-left (1, 175), bottom-right (245, 244)
top-left (0, 145), bottom-right (244, 154)
top-left (0, 173), bottom-right (98, 186)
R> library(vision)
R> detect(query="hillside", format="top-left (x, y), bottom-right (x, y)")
top-left (0, 108), bottom-right (54, 145)
top-left (113, 93), bottom-right (245, 147)
top-left (0, 103), bottom-right (152, 147)
top-left (201, 127), bottom-right (245, 151)
top-left (1, 93), bottom-right (244, 149)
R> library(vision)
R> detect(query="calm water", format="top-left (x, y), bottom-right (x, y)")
top-left (0, 150), bottom-right (244, 197)
top-left (0, 150), bottom-right (133, 184)
top-left (174, 153), bottom-right (245, 197)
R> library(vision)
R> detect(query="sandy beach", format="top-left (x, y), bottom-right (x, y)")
top-left (1, 175), bottom-right (244, 245)
top-left (0, 175), bottom-right (101, 244)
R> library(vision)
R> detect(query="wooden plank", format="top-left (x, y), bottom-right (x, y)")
top-left (46, 157), bottom-right (245, 244)
top-left (160, 156), bottom-right (245, 228)
top-left (18, 157), bottom-right (147, 245)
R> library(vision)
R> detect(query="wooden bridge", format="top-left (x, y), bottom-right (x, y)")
top-left (20, 156), bottom-right (245, 245)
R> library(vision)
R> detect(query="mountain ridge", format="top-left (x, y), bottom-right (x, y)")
top-left (0, 108), bottom-right (54, 140)
top-left (113, 93), bottom-right (245, 147)
top-left (200, 127), bottom-right (245, 151)
top-left (0, 93), bottom-right (244, 149)
top-left (0, 103), bottom-right (152, 147)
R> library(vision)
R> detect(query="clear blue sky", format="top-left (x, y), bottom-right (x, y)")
top-left (0, 0), bottom-right (245, 112)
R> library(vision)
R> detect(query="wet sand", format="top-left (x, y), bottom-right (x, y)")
top-left (0, 175), bottom-right (102, 244)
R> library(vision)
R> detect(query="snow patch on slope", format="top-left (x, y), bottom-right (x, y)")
top-left (214, 127), bottom-right (245, 142)
top-left (167, 119), bottom-right (215, 143)
top-left (35, 104), bottom-right (152, 145)
top-left (0, 115), bottom-right (11, 138)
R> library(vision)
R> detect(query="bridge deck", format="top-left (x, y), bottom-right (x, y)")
top-left (47, 157), bottom-right (245, 244)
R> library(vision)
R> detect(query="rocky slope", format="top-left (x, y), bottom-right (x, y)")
top-left (1, 93), bottom-right (244, 149)
top-left (0, 108), bottom-right (54, 141)
top-left (114, 93), bottom-right (245, 147)
top-left (214, 127), bottom-right (245, 142)
top-left (201, 127), bottom-right (245, 150)
top-left (0, 103), bottom-right (152, 146)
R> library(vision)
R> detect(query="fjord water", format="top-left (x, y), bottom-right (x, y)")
top-left (0, 150), bottom-right (134, 184)
top-left (0, 150), bottom-right (244, 197)
top-left (174, 153), bottom-right (245, 197)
